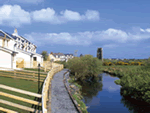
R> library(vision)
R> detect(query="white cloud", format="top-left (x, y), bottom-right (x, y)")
top-left (10, 0), bottom-right (44, 4)
top-left (103, 44), bottom-right (118, 48)
top-left (0, 5), bottom-right (100, 26)
top-left (23, 28), bottom-right (150, 46)
top-left (140, 28), bottom-right (145, 32)
top-left (31, 8), bottom-right (64, 24)
top-left (31, 8), bottom-right (100, 24)
top-left (84, 10), bottom-right (100, 21)
top-left (24, 32), bottom-right (92, 46)
top-left (60, 10), bottom-right (82, 21)
top-left (139, 28), bottom-right (150, 33)
top-left (145, 28), bottom-right (150, 32)
top-left (0, 5), bottom-right (31, 27)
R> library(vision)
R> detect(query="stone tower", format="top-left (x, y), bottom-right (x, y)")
top-left (97, 48), bottom-right (103, 61)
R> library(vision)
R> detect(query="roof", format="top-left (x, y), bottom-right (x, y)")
top-left (5, 31), bottom-right (18, 40)
top-left (0, 29), bottom-right (36, 47)
top-left (64, 53), bottom-right (73, 56)
top-left (53, 53), bottom-right (65, 58)
top-left (20, 36), bottom-right (36, 47)
top-left (0, 31), bottom-right (12, 39)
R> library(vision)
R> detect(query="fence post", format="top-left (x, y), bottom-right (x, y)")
top-left (14, 70), bottom-right (16, 78)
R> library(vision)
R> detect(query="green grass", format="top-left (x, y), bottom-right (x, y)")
top-left (72, 94), bottom-right (88, 113)
top-left (0, 75), bottom-right (44, 113)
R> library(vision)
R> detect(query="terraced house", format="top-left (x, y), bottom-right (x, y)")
top-left (49, 52), bottom-right (74, 62)
top-left (0, 29), bottom-right (43, 69)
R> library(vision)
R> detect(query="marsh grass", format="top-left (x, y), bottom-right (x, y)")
top-left (102, 64), bottom-right (150, 104)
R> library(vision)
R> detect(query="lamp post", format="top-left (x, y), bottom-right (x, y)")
top-left (38, 63), bottom-right (40, 94)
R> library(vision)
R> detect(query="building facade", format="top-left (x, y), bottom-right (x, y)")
top-left (0, 29), bottom-right (43, 69)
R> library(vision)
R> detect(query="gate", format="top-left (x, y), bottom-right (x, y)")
top-left (16, 58), bottom-right (24, 68)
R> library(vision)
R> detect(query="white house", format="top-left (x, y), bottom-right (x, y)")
top-left (0, 29), bottom-right (43, 69)
top-left (49, 53), bottom-right (66, 62)
top-left (64, 54), bottom-right (74, 62)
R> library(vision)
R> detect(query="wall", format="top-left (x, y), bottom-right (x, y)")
top-left (8, 39), bottom-right (15, 51)
top-left (16, 50), bottom-right (31, 68)
top-left (0, 50), bottom-right (11, 68)
top-left (0, 39), bottom-right (2, 46)
top-left (49, 54), bottom-right (55, 61)
top-left (33, 54), bottom-right (43, 67)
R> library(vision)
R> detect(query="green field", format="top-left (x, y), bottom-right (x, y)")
top-left (23, 68), bottom-right (50, 73)
top-left (0, 71), bottom-right (46, 113)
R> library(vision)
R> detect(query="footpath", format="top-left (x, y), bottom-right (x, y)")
top-left (47, 69), bottom-right (78, 113)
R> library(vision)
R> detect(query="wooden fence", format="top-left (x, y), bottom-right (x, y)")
top-left (0, 84), bottom-right (42, 113)
top-left (42, 64), bottom-right (64, 113)
top-left (0, 63), bottom-right (63, 113)
top-left (0, 69), bottom-right (47, 82)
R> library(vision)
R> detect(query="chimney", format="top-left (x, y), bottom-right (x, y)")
top-left (12, 28), bottom-right (18, 36)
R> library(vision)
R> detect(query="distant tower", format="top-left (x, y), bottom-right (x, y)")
top-left (97, 48), bottom-right (103, 61)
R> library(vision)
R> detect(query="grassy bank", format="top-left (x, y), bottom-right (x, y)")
top-left (68, 76), bottom-right (88, 113)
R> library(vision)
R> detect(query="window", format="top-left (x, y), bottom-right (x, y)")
top-left (22, 45), bottom-right (24, 50)
top-left (33, 57), bottom-right (37, 61)
top-left (7, 40), bottom-right (8, 47)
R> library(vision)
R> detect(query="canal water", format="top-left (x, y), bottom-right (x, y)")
top-left (80, 73), bottom-right (150, 113)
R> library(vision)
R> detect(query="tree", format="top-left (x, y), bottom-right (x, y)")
top-left (41, 51), bottom-right (48, 61)
top-left (80, 54), bottom-right (83, 57)
top-left (66, 55), bottom-right (102, 82)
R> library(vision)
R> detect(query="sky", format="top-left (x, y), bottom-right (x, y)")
top-left (0, 0), bottom-right (150, 59)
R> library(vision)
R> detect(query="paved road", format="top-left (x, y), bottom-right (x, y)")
top-left (47, 69), bottom-right (78, 113)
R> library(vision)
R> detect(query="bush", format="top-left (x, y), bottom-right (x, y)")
top-left (54, 61), bottom-right (67, 68)
top-left (66, 55), bottom-right (102, 82)
top-left (114, 79), bottom-right (121, 85)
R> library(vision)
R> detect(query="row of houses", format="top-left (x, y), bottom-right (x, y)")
top-left (49, 52), bottom-right (74, 62)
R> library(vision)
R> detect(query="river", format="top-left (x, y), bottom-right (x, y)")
top-left (79, 73), bottom-right (150, 113)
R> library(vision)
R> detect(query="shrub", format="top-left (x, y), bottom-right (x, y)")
top-left (54, 61), bottom-right (67, 68)
top-left (66, 55), bottom-right (102, 82)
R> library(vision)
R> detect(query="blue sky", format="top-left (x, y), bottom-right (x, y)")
top-left (0, 0), bottom-right (150, 59)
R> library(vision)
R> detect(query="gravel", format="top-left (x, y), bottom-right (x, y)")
top-left (48, 69), bottom-right (78, 113)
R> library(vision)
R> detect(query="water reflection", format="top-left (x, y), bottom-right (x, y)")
top-left (121, 93), bottom-right (150, 113)
top-left (78, 75), bottom-right (103, 98)
top-left (80, 73), bottom-right (150, 113)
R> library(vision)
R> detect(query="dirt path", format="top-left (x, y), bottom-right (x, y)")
top-left (47, 69), bottom-right (78, 113)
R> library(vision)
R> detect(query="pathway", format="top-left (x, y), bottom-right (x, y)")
top-left (47, 69), bottom-right (78, 113)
